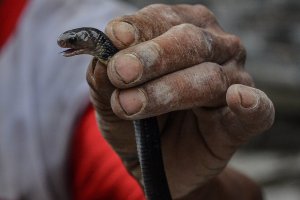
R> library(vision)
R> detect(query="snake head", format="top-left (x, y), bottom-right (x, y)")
top-left (57, 27), bottom-right (101, 57)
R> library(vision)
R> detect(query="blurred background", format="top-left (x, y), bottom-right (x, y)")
top-left (122, 0), bottom-right (300, 199)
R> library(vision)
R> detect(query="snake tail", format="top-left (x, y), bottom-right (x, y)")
top-left (134, 118), bottom-right (172, 200)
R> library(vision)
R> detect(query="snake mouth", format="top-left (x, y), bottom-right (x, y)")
top-left (60, 48), bottom-right (87, 57)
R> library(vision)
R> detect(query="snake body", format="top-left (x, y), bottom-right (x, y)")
top-left (57, 27), bottom-right (172, 200)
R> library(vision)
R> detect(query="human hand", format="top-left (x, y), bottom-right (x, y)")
top-left (86, 4), bottom-right (275, 199)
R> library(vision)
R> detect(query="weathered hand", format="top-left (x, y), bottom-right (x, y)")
top-left (86, 4), bottom-right (275, 199)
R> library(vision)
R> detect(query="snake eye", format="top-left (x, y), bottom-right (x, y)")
top-left (68, 37), bottom-right (77, 44)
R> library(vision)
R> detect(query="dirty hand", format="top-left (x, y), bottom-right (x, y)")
top-left (86, 4), bottom-right (275, 199)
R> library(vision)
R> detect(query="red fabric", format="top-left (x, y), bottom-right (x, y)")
top-left (1, 1), bottom-right (144, 198)
top-left (0, 0), bottom-right (27, 49)
top-left (70, 105), bottom-right (145, 200)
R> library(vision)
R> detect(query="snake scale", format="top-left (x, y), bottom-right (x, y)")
top-left (57, 27), bottom-right (172, 200)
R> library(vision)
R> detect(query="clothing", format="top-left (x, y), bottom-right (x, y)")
top-left (71, 105), bottom-right (144, 200)
top-left (0, 0), bottom-right (144, 199)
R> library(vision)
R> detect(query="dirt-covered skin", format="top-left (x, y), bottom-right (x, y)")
top-left (86, 4), bottom-right (275, 200)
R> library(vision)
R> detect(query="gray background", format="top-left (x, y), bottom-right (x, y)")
top-left (122, 0), bottom-right (300, 199)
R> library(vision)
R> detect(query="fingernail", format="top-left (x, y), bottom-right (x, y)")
top-left (112, 22), bottom-right (136, 46)
top-left (119, 89), bottom-right (146, 115)
top-left (114, 54), bottom-right (143, 83)
top-left (238, 86), bottom-right (259, 109)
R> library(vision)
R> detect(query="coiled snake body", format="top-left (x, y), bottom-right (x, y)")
top-left (57, 27), bottom-right (172, 200)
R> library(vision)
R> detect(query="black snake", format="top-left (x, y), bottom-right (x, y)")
top-left (57, 27), bottom-right (172, 200)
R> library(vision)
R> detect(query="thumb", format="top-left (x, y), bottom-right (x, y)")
top-left (226, 84), bottom-right (275, 140)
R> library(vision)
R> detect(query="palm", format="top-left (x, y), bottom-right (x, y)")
top-left (159, 107), bottom-right (234, 196)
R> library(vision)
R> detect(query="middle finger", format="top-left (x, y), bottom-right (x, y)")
top-left (107, 23), bottom-right (242, 89)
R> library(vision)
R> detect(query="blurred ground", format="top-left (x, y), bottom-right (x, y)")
top-left (122, 0), bottom-right (300, 199)
top-left (230, 152), bottom-right (300, 200)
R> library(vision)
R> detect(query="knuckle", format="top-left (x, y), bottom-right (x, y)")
top-left (174, 23), bottom-right (198, 31)
top-left (238, 71), bottom-right (254, 86)
top-left (205, 63), bottom-right (228, 96)
top-left (183, 25), bottom-right (214, 60)
top-left (169, 23), bottom-right (207, 54)
top-left (121, 4), bottom-right (175, 42)
top-left (144, 3), bottom-right (168, 10)
top-left (231, 35), bottom-right (242, 46)
top-left (106, 16), bottom-right (123, 26)
top-left (193, 4), bottom-right (218, 25)
top-left (229, 35), bottom-right (247, 63)
top-left (210, 63), bottom-right (226, 81)
top-left (236, 46), bottom-right (247, 64)
top-left (167, 23), bottom-right (215, 61)
top-left (141, 4), bottom-right (171, 15)
top-left (171, 23), bottom-right (202, 41)
top-left (136, 41), bottom-right (162, 68)
top-left (174, 24), bottom-right (214, 58)
top-left (193, 4), bottom-right (210, 13)
top-left (199, 30), bottom-right (214, 59)
top-left (231, 35), bottom-right (244, 51)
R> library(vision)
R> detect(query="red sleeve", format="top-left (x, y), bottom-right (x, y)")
top-left (70, 105), bottom-right (145, 200)
top-left (0, 0), bottom-right (28, 49)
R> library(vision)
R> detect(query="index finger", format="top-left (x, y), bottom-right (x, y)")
top-left (105, 4), bottom-right (221, 49)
